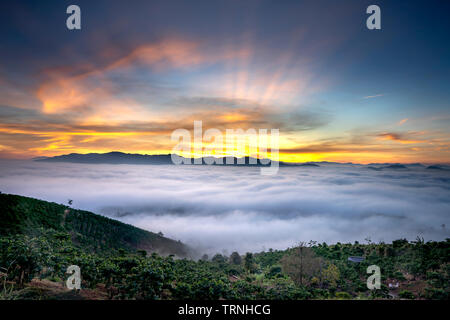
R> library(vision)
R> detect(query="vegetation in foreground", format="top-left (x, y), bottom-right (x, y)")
top-left (0, 194), bottom-right (448, 300)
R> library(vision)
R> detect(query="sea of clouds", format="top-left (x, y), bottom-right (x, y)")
top-left (0, 159), bottom-right (449, 255)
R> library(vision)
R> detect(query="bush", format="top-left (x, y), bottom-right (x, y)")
top-left (267, 265), bottom-right (282, 278)
top-left (393, 270), bottom-right (406, 281)
top-left (424, 288), bottom-right (448, 300)
top-left (335, 291), bottom-right (352, 300)
top-left (399, 290), bottom-right (416, 299)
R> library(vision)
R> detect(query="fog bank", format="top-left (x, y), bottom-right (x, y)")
top-left (1, 160), bottom-right (449, 254)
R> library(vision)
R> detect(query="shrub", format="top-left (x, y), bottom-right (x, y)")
top-left (267, 265), bottom-right (282, 278)
top-left (424, 288), bottom-right (448, 300)
top-left (399, 290), bottom-right (416, 299)
top-left (335, 291), bottom-right (352, 300)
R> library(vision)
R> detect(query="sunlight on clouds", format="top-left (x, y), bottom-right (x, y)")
top-left (0, 33), bottom-right (448, 163)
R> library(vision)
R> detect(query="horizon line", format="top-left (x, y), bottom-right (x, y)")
top-left (0, 151), bottom-right (447, 166)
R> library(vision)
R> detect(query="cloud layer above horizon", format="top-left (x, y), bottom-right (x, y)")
top-left (1, 160), bottom-right (449, 254)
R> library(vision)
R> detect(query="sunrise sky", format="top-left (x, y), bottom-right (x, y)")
top-left (0, 0), bottom-right (449, 163)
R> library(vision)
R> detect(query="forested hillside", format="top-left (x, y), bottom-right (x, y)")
top-left (0, 193), bottom-right (189, 256)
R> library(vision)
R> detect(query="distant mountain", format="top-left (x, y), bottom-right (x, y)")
top-left (32, 153), bottom-right (450, 170)
top-left (405, 163), bottom-right (425, 168)
top-left (365, 163), bottom-right (450, 171)
top-left (34, 152), bottom-right (315, 167)
top-left (34, 152), bottom-right (174, 165)
top-left (427, 165), bottom-right (444, 170)
top-left (296, 163), bottom-right (320, 167)
top-left (0, 193), bottom-right (191, 257)
top-left (383, 164), bottom-right (408, 169)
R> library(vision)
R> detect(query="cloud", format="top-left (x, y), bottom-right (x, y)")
top-left (363, 94), bottom-right (384, 99)
top-left (166, 96), bottom-right (331, 132)
top-left (0, 160), bottom-right (449, 254)
top-left (35, 38), bottom-right (251, 115)
top-left (0, 33), bottom-right (331, 158)
top-left (0, 94), bottom-right (332, 158)
top-left (377, 132), bottom-right (423, 144)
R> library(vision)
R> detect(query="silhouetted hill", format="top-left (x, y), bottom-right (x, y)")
top-left (35, 152), bottom-right (447, 169)
top-left (0, 193), bottom-right (190, 257)
top-left (34, 152), bottom-right (174, 165)
top-left (427, 165), bottom-right (444, 170)
top-left (383, 164), bottom-right (408, 169)
top-left (34, 152), bottom-right (304, 167)
top-left (406, 163), bottom-right (425, 168)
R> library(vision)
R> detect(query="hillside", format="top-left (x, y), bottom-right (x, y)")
top-left (0, 193), bottom-right (190, 257)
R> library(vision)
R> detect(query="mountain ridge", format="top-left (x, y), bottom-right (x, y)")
top-left (32, 151), bottom-right (450, 168)
top-left (33, 151), bottom-right (302, 167)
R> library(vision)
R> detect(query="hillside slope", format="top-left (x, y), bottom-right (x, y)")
top-left (0, 193), bottom-right (190, 257)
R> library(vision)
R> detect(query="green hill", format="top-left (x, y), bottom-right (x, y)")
top-left (0, 193), bottom-right (189, 257)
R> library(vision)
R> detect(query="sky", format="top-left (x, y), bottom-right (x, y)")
top-left (0, 0), bottom-right (449, 163)
top-left (1, 160), bottom-right (449, 254)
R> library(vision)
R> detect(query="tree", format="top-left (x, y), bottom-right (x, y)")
top-left (229, 252), bottom-right (242, 265)
top-left (322, 263), bottom-right (340, 287)
top-left (137, 250), bottom-right (147, 257)
top-left (244, 253), bottom-right (256, 273)
top-left (212, 254), bottom-right (226, 264)
top-left (280, 242), bottom-right (322, 286)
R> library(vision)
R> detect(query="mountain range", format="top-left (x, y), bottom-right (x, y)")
top-left (33, 152), bottom-right (449, 170)
top-left (33, 151), bottom-right (314, 167)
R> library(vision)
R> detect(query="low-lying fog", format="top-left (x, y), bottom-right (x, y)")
top-left (1, 159), bottom-right (449, 255)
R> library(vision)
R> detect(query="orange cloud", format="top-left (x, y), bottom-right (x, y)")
top-left (36, 38), bottom-right (251, 117)
top-left (398, 118), bottom-right (408, 125)
top-left (377, 132), bottom-right (422, 144)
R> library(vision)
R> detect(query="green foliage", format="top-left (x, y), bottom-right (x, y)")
top-left (424, 287), bottom-right (448, 300)
top-left (0, 193), bottom-right (188, 257)
top-left (229, 252), bottom-right (242, 265)
top-left (267, 265), bottom-right (283, 279)
top-left (335, 291), bottom-right (352, 299)
top-left (1, 232), bottom-right (448, 300)
top-left (323, 263), bottom-right (340, 287)
top-left (244, 253), bottom-right (257, 274)
top-left (0, 194), bottom-right (449, 300)
top-left (211, 254), bottom-right (227, 265)
top-left (398, 290), bottom-right (415, 299)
